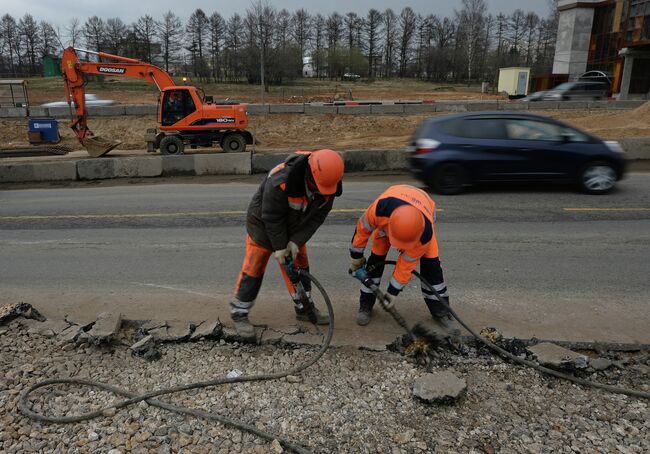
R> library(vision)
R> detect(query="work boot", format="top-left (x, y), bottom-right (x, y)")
top-left (231, 312), bottom-right (256, 340)
top-left (426, 299), bottom-right (460, 335)
top-left (295, 304), bottom-right (330, 325)
top-left (356, 301), bottom-right (374, 326)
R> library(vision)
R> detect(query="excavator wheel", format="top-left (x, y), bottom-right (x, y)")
top-left (160, 135), bottom-right (185, 155)
top-left (221, 133), bottom-right (246, 153)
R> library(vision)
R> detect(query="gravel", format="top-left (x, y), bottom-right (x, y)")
top-left (1, 317), bottom-right (648, 453)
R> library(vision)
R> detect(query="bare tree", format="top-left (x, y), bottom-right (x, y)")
top-left (135, 15), bottom-right (158, 62)
top-left (83, 16), bottom-right (106, 53)
top-left (187, 9), bottom-right (209, 77)
top-left (524, 12), bottom-right (540, 66)
top-left (509, 9), bottom-right (526, 56)
top-left (1, 14), bottom-right (19, 75)
top-left (105, 18), bottom-right (126, 55)
top-left (208, 12), bottom-right (225, 81)
top-left (397, 7), bottom-right (417, 77)
top-left (39, 21), bottom-right (58, 56)
top-left (19, 14), bottom-right (40, 74)
top-left (247, 1), bottom-right (276, 101)
top-left (312, 14), bottom-right (325, 77)
top-left (456, 0), bottom-right (487, 85)
top-left (224, 13), bottom-right (243, 80)
top-left (365, 9), bottom-right (382, 78)
top-left (66, 18), bottom-right (82, 48)
top-left (383, 9), bottom-right (397, 77)
top-left (157, 11), bottom-right (182, 72)
top-left (291, 9), bottom-right (311, 59)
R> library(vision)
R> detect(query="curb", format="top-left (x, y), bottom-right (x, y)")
top-left (1, 100), bottom-right (645, 119)
top-left (1, 139), bottom-right (649, 184)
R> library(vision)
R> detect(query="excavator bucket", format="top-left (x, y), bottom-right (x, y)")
top-left (81, 136), bottom-right (121, 157)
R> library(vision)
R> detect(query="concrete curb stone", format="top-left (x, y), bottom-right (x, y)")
top-left (0, 160), bottom-right (77, 183)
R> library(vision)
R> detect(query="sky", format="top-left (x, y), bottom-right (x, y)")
top-left (3, 0), bottom-right (551, 27)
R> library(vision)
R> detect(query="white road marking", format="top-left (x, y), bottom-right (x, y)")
top-left (131, 282), bottom-right (220, 299)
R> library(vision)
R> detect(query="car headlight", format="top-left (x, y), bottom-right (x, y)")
top-left (605, 141), bottom-right (624, 153)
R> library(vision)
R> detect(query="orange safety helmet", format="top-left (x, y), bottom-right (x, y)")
top-left (308, 149), bottom-right (344, 195)
top-left (388, 205), bottom-right (425, 250)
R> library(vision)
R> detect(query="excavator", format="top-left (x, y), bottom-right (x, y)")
top-left (61, 47), bottom-right (253, 157)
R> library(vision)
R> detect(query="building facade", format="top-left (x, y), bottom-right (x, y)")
top-left (553, 0), bottom-right (650, 99)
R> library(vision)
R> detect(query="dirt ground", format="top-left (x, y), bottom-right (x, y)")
top-left (1, 105), bottom-right (649, 152)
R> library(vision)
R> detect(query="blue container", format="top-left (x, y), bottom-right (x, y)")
top-left (28, 118), bottom-right (60, 143)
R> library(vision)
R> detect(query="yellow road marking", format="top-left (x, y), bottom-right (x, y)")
top-left (563, 208), bottom-right (650, 212)
top-left (0, 208), bottom-right (369, 221)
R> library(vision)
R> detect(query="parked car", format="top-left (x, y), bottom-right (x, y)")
top-left (343, 73), bottom-right (361, 81)
top-left (408, 112), bottom-right (626, 195)
top-left (41, 94), bottom-right (115, 108)
top-left (542, 81), bottom-right (608, 101)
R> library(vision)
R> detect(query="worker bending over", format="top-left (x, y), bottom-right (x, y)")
top-left (349, 185), bottom-right (451, 326)
top-left (231, 149), bottom-right (345, 339)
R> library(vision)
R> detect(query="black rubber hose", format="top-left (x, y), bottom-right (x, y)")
top-left (19, 269), bottom-right (335, 454)
top-left (380, 260), bottom-right (650, 400)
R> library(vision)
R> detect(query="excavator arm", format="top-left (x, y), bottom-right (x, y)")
top-left (61, 47), bottom-right (177, 156)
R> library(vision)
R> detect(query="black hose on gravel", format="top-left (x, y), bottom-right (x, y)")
top-left (378, 260), bottom-right (650, 400)
top-left (19, 270), bottom-right (334, 454)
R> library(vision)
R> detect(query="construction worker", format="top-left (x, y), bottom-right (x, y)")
top-left (349, 185), bottom-right (451, 326)
top-left (231, 149), bottom-right (345, 339)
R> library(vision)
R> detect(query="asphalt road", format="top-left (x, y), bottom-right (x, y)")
top-left (1, 173), bottom-right (649, 345)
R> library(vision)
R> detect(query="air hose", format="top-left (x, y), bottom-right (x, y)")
top-left (19, 269), bottom-right (334, 454)
top-left (379, 259), bottom-right (650, 400)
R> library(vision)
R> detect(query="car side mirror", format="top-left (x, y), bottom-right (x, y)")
top-left (204, 95), bottom-right (213, 104)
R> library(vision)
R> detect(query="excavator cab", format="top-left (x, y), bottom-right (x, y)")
top-left (160, 89), bottom-right (197, 126)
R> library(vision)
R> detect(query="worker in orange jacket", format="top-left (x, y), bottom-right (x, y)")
top-left (349, 185), bottom-right (450, 326)
top-left (231, 149), bottom-right (345, 339)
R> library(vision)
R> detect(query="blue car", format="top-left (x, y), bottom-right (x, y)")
top-left (408, 112), bottom-right (626, 195)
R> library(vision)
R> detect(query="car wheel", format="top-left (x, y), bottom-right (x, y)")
top-left (159, 135), bottom-right (184, 155)
top-left (431, 163), bottom-right (467, 195)
top-left (221, 133), bottom-right (246, 153)
top-left (579, 161), bottom-right (617, 194)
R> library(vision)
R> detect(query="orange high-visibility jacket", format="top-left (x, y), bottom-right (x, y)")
top-left (350, 185), bottom-right (439, 292)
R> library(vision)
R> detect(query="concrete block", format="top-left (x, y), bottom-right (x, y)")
top-left (87, 105), bottom-right (126, 116)
top-left (87, 312), bottom-right (122, 344)
top-left (47, 106), bottom-right (71, 119)
top-left (124, 104), bottom-right (158, 116)
top-left (338, 105), bottom-right (371, 115)
top-left (370, 104), bottom-right (405, 115)
top-left (0, 107), bottom-right (9, 117)
top-left (619, 138), bottom-right (650, 160)
top-left (161, 155), bottom-right (196, 176)
top-left (498, 102), bottom-right (529, 111)
top-left (269, 104), bottom-right (305, 114)
top-left (340, 149), bottom-right (408, 172)
top-left (0, 161), bottom-right (78, 183)
top-left (28, 107), bottom-right (49, 117)
top-left (304, 105), bottom-right (337, 115)
top-left (558, 101), bottom-right (588, 110)
top-left (248, 104), bottom-right (270, 115)
top-left (190, 320), bottom-right (222, 340)
top-left (252, 153), bottom-right (289, 173)
top-left (112, 156), bottom-right (162, 178)
top-left (587, 100), bottom-right (611, 109)
top-left (403, 104), bottom-right (437, 114)
top-left (435, 103), bottom-right (468, 112)
top-left (77, 158), bottom-right (115, 180)
top-left (610, 100), bottom-right (645, 109)
top-left (4, 107), bottom-right (28, 118)
top-left (412, 371), bottom-right (467, 404)
top-left (530, 101), bottom-right (560, 110)
top-left (466, 102), bottom-right (498, 111)
top-left (528, 342), bottom-right (588, 369)
top-left (194, 152), bottom-right (251, 175)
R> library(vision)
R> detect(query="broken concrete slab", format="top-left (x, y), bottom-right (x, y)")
top-left (412, 371), bottom-right (467, 404)
top-left (27, 319), bottom-right (70, 337)
top-left (590, 358), bottom-right (613, 371)
top-left (87, 312), bottom-right (122, 344)
top-left (528, 342), bottom-right (589, 369)
top-left (190, 320), bottom-right (222, 340)
top-left (130, 335), bottom-right (160, 361)
top-left (164, 321), bottom-right (193, 341)
top-left (59, 324), bottom-right (87, 344)
top-left (0, 303), bottom-right (46, 325)
top-left (260, 328), bottom-right (285, 345)
top-left (141, 320), bottom-right (167, 331)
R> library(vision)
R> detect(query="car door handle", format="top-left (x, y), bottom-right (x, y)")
top-left (517, 148), bottom-right (533, 152)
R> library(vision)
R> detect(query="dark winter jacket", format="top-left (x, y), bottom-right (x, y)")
top-left (246, 153), bottom-right (342, 251)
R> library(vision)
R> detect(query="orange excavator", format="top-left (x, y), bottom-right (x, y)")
top-left (61, 47), bottom-right (253, 157)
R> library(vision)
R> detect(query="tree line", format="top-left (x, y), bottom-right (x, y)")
top-left (0, 0), bottom-right (559, 86)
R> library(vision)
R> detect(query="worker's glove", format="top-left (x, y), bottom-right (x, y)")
top-left (287, 241), bottom-right (300, 260)
top-left (349, 256), bottom-right (366, 272)
top-left (274, 248), bottom-right (290, 263)
top-left (382, 293), bottom-right (396, 310)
